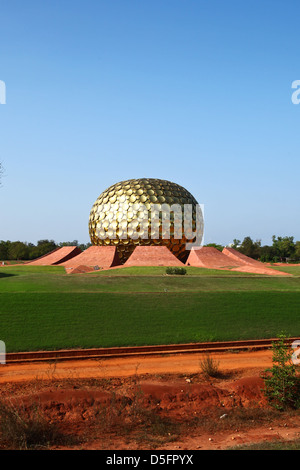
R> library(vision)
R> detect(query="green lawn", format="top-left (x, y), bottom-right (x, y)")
top-left (0, 265), bottom-right (299, 352)
top-left (0, 265), bottom-right (299, 293)
top-left (268, 265), bottom-right (300, 275)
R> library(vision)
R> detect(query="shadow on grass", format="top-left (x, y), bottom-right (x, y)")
top-left (0, 272), bottom-right (16, 279)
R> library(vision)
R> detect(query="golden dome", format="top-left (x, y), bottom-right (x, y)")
top-left (89, 178), bottom-right (203, 263)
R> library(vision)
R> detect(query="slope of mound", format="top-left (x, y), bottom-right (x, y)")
top-left (223, 247), bottom-right (290, 276)
top-left (185, 247), bottom-right (290, 276)
top-left (124, 246), bottom-right (184, 267)
top-left (26, 246), bottom-right (82, 266)
top-left (186, 247), bottom-right (239, 269)
top-left (60, 246), bottom-right (121, 270)
top-left (67, 265), bottom-right (95, 275)
top-left (223, 247), bottom-right (266, 267)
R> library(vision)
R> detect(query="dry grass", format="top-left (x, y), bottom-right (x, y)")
top-left (199, 354), bottom-right (222, 378)
top-left (0, 400), bottom-right (69, 450)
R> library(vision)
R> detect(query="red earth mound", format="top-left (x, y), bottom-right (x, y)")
top-left (223, 247), bottom-right (289, 275)
top-left (223, 247), bottom-right (266, 267)
top-left (13, 388), bottom-right (112, 407)
top-left (186, 246), bottom-right (290, 276)
top-left (138, 381), bottom-right (234, 414)
top-left (7, 376), bottom-right (267, 424)
top-left (60, 246), bottom-right (121, 271)
top-left (67, 265), bottom-right (95, 274)
top-left (186, 247), bottom-right (239, 269)
top-left (124, 246), bottom-right (184, 267)
top-left (225, 376), bottom-right (267, 407)
top-left (26, 246), bottom-right (82, 266)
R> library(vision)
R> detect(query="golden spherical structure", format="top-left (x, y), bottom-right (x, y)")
top-left (89, 178), bottom-right (203, 263)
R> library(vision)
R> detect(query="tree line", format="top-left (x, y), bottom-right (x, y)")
top-left (206, 235), bottom-right (300, 263)
top-left (0, 240), bottom-right (92, 261)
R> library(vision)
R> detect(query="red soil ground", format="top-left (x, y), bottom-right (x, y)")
top-left (1, 349), bottom-right (299, 450)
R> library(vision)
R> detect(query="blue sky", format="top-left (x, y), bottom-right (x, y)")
top-left (0, 0), bottom-right (299, 246)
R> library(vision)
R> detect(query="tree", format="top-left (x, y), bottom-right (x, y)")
top-left (272, 236), bottom-right (295, 261)
top-left (8, 241), bottom-right (29, 260)
top-left (259, 244), bottom-right (276, 262)
top-left (59, 241), bottom-right (92, 252)
top-left (204, 243), bottom-right (224, 252)
top-left (0, 240), bottom-right (11, 260)
top-left (295, 241), bottom-right (300, 261)
top-left (59, 240), bottom-right (79, 247)
top-left (78, 242), bottom-right (92, 251)
top-left (35, 240), bottom-right (57, 258)
top-left (238, 236), bottom-right (261, 259)
top-left (231, 239), bottom-right (241, 249)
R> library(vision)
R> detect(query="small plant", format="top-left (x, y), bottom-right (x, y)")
top-left (200, 354), bottom-right (221, 378)
top-left (261, 333), bottom-right (300, 410)
top-left (165, 267), bottom-right (186, 275)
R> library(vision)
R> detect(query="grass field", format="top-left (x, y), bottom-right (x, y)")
top-left (268, 265), bottom-right (300, 275)
top-left (0, 265), bottom-right (299, 352)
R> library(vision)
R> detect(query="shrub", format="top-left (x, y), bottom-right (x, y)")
top-left (200, 354), bottom-right (221, 378)
top-left (165, 267), bottom-right (186, 275)
top-left (261, 333), bottom-right (300, 410)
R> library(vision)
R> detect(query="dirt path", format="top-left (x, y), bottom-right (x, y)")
top-left (0, 349), bottom-right (273, 384)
